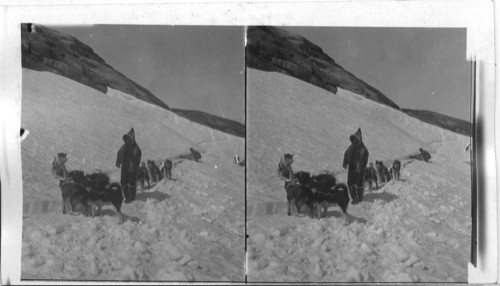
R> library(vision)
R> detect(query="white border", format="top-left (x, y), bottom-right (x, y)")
top-left (0, 0), bottom-right (496, 284)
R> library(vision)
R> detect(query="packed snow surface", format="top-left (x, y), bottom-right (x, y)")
top-left (246, 68), bottom-right (471, 282)
top-left (21, 69), bottom-right (244, 281)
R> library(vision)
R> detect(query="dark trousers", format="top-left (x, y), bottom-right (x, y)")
top-left (347, 170), bottom-right (364, 201)
top-left (347, 170), bottom-right (363, 187)
top-left (121, 169), bottom-right (138, 200)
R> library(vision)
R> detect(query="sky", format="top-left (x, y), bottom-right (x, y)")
top-left (49, 25), bottom-right (246, 124)
top-left (282, 27), bottom-right (471, 122)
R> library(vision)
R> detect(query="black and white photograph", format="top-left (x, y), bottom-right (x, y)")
top-left (0, 1), bottom-right (497, 285)
top-left (20, 24), bottom-right (245, 281)
top-left (246, 26), bottom-right (472, 282)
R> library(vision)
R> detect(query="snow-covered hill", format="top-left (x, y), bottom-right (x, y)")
top-left (246, 26), bottom-right (399, 109)
top-left (21, 24), bottom-right (245, 138)
top-left (21, 69), bottom-right (245, 281)
top-left (246, 68), bottom-right (471, 282)
top-left (21, 24), bottom-right (169, 109)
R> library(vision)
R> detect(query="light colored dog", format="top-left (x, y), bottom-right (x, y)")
top-left (278, 153), bottom-right (294, 179)
top-left (52, 153), bottom-right (68, 178)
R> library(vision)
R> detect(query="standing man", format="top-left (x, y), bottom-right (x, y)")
top-left (116, 128), bottom-right (142, 203)
top-left (342, 128), bottom-right (369, 204)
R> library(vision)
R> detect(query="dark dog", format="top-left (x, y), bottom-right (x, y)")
top-left (311, 183), bottom-right (350, 225)
top-left (86, 172), bottom-right (110, 192)
top-left (67, 170), bottom-right (88, 186)
top-left (87, 182), bottom-right (124, 224)
top-left (284, 180), bottom-right (315, 217)
top-left (160, 159), bottom-right (173, 180)
top-left (389, 160), bottom-right (401, 181)
top-left (294, 171), bottom-right (312, 186)
top-left (301, 172), bottom-right (348, 225)
top-left (52, 153), bottom-right (68, 178)
top-left (310, 173), bottom-right (337, 191)
top-left (59, 179), bottom-right (92, 216)
top-left (137, 162), bottom-right (150, 189)
top-left (278, 153), bottom-right (294, 180)
top-left (375, 161), bottom-right (391, 184)
top-left (147, 160), bottom-right (162, 183)
top-left (364, 162), bottom-right (378, 190)
top-left (295, 171), bottom-right (337, 193)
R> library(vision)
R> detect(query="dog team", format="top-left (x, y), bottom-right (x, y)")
top-left (279, 128), bottom-right (429, 224)
top-left (51, 127), bottom-right (205, 223)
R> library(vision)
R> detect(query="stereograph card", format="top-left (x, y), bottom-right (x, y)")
top-left (0, 0), bottom-right (496, 284)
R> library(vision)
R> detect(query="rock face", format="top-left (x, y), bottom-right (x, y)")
top-left (21, 23), bottom-right (169, 110)
top-left (246, 26), bottom-right (399, 109)
top-left (171, 109), bottom-right (245, 138)
top-left (401, 109), bottom-right (471, 137)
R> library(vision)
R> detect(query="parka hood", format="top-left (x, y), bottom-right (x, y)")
top-left (123, 128), bottom-right (137, 146)
top-left (349, 128), bottom-right (363, 145)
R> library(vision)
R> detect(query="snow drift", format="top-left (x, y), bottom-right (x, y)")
top-left (246, 68), bottom-right (470, 282)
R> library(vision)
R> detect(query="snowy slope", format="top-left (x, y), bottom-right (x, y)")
top-left (246, 68), bottom-right (470, 282)
top-left (21, 69), bottom-right (245, 281)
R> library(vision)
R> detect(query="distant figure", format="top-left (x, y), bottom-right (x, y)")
top-left (116, 128), bottom-right (142, 203)
top-left (136, 162), bottom-right (150, 189)
top-left (342, 128), bottom-right (369, 204)
top-left (419, 148), bottom-right (431, 163)
top-left (464, 141), bottom-right (472, 152)
top-left (190, 148), bottom-right (202, 162)
top-left (278, 153), bottom-right (294, 180)
top-left (409, 148), bottom-right (432, 163)
top-left (52, 152), bottom-right (68, 179)
top-left (234, 155), bottom-right (245, 166)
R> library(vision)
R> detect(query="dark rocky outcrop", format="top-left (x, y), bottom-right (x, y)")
top-left (246, 26), bottom-right (399, 109)
top-left (401, 109), bottom-right (472, 137)
top-left (171, 109), bottom-right (245, 138)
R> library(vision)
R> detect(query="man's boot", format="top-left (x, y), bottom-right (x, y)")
top-left (122, 184), bottom-right (132, 203)
top-left (349, 185), bottom-right (358, 204)
top-left (129, 184), bottom-right (136, 201)
top-left (356, 186), bottom-right (364, 203)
